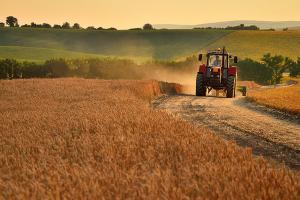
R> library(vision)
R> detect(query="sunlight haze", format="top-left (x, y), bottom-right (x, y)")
top-left (2, 0), bottom-right (300, 29)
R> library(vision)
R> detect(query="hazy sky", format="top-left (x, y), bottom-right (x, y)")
top-left (2, 0), bottom-right (300, 29)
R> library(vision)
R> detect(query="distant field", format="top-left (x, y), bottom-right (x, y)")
top-left (207, 30), bottom-right (300, 60)
top-left (1, 28), bottom-right (299, 62)
top-left (0, 28), bottom-right (230, 61)
top-left (248, 80), bottom-right (300, 116)
top-left (0, 46), bottom-right (106, 63)
top-left (0, 78), bottom-right (299, 199)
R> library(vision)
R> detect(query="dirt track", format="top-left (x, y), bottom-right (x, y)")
top-left (153, 93), bottom-right (300, 170)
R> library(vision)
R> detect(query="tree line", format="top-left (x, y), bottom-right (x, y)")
top-left (0, 54), bottom-right (299, 84)
top-left (194, 24), bottom-right (260, 30)
top-left (0, 56), bottom-right (195, 80)
top-left (193, 24), bottom-right (289, 31)
top-left (0, 16), bottom-right (155, 30)
top-left (238, 54), bottom-right (300, 84)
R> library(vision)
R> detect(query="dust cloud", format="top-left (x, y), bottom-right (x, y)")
top-left (142, 68), bottom-right (196, 94)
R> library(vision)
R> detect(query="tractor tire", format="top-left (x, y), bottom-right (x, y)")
top-left (196, 73), bottom-right (206, 96)
top-left (226, 76), bottom-right (236, 98)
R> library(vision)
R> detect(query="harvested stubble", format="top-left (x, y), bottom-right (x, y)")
top-left (0, 78), bottom-right (299, 199)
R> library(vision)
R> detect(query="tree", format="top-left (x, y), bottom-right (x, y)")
top-left (285, 57), bottom-right (300, 77)
top-left (42, 23), bottom-right (51, 28)
top-left (6, 16), bottom-right (18, 27)
top-left (129, 28), bottom-right (142, 31)
top-left (53, 24), bottom-right (61, 29)
top-left (0, 59), bottom-right (21, 79)
top-left (107, 27), bottom-right (117, 31)
top-left (21, 24), bottom-right (31, 28)
top-left (261, 53), bottom-right (286, 84)
top-left (30, 22), bottom-right (37, 28)
top-left (22, 61), bottom-right (47, 78)
top-left (143, 23), bottom-right (154, 30)
top-left (0, 22), bottom-right (4, 27)
top-left (237, 58), bottom-right (272, 84)
top-left (86, 26), bottom-right (96, 30)
top-left (296, 57), bottom-right (300, 76)
top-left (68, 59), bottom-right (90, 77)
top-left (62, 22), bottom-right (71, 29)
top-left (44, 59), bottom-right (69, 77)
top-left (225, 24), bottom-right (259, 30)
top-left (73, 23), bottom-right (81, 29)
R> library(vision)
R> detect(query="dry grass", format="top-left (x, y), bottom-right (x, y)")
top-left (0, 78), bottom-right (299, 199)
top-left (237, 81), bottom-right (261, 89)
top-left (248, 82), bottom-right (300, 116)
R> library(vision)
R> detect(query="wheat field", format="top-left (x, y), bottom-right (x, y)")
top-left (248, 82), bottom-right (300, 116)
top-left (0, 78), bottom-right (299, 199)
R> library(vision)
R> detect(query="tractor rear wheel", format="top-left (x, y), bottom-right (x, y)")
top-left (226, 76), bottom-right (236, 98)
top-left (196, 73), bottom-right (206, 96)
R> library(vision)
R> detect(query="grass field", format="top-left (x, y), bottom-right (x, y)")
top-left (0, 78), bottom-right (299, 199)
top-left (0, 28), bottom-right (230, 62)
top-left (0, 46), bottom-right (107, 63)
top-left (1, 28), bottom-right (300, 62)
top-left (206, 30), bottom-right (300, 60)
top-left (248, 81), bottom-right (300, 116)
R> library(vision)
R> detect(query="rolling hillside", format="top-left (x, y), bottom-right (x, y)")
top-left (206, 30), bottom-right (300, 60)
top-left (154, 20), bottom-right (300, 29)
top-left (0, 46), bottom-right (106, 63)
top-left (0, 27), bottom-right (300, 62)
top-left (0, 28), bottom-right (230, 61)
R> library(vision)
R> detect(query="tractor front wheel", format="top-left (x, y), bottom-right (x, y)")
top-left (226, 76), bottom-right (236, 98)
top-left (196, 73), bottom-right (206, 96)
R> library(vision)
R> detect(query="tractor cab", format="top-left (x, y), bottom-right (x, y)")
top-left (208, 54), bottom-right (223, 68)
top-left (196, 47), bottom-right (238, 98)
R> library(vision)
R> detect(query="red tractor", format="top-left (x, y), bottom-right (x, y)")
top-left (196, 47), bottom-right (238, 98)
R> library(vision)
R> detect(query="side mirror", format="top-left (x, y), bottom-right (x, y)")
top-left (198, 54), bottom-right (203, 61)
top-left (234, 56), bottom-right (238, 63)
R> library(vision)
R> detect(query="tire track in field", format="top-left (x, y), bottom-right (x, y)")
top-left (153, 94), bottom-right (300, 170)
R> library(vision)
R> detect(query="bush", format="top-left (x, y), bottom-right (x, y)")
top-left (0, 59), bottom-right (22, 79)
top-left (22, 62), bottom-right (49, 78)
top-left (53, 24), bottom-right (61, 29)
top-left (129, 28), bottom-right (142, 31)
top-left (225, 24), bottom-right (259, 30)
top-left (1, 54), bottom-right (297, 82)
top-left (238, 54), bottom-right (300, 84)
top-left (86, 26), bottom-right (96, 30)
top-left (44, 59), bottom-right (69, 77)
top-left (238, 58), bottom-right (273, 85)
top-left (287, 57), bottom-right (300, 77)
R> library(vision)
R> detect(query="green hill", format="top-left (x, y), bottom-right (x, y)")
top-left (0, 46), bottom-right (108, 63)
top-left (0, 28), bottom-right (230, 61)
top-left (0, 28), bottom-right (299, 62)
top-left (206, 30), bottom-right (300, 60)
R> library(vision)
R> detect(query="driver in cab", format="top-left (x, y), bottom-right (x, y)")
top-left (213, 55), bottom-right (221, 67)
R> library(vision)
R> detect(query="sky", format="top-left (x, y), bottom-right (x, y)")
top-left (1, 0), bottom-right (300, 29)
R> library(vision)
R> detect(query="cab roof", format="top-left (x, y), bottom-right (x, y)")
top-left (207, 48), bottom-right (230, 56)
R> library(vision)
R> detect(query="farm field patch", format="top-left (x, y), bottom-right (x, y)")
top-left (0, 78), bottom-right (299, 199)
